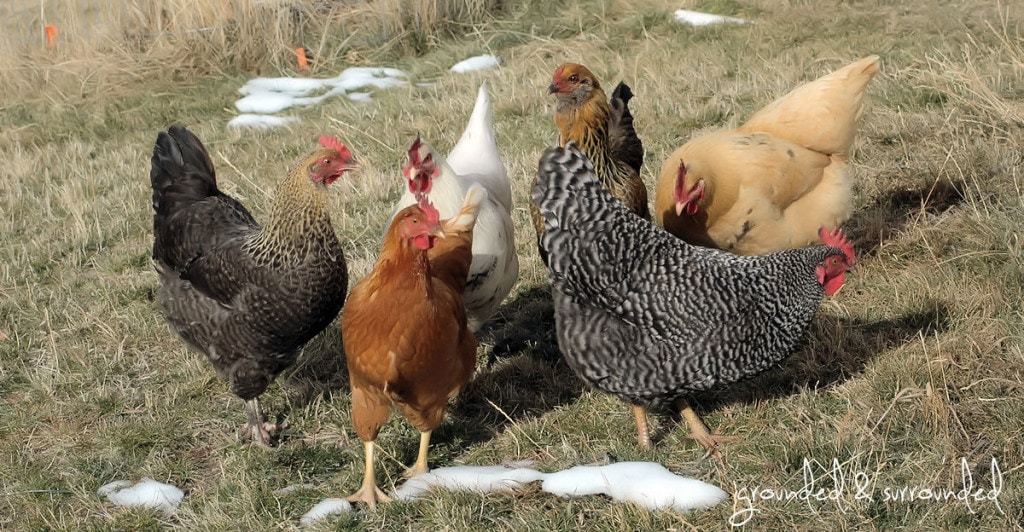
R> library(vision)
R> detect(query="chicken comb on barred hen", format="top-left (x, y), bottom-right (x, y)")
top-left (534, 142), bottom-right (855, 457)
top-left (151, 125), bottom-right (355, 446)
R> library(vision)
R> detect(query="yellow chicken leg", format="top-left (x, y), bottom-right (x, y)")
top-left (677, 399), bottom-right (739, 458)
top-left (632, 405), bottom-right (652, 449)
top-left (405, 431), bottom-right (432, 478)
top-left (347, 441), bottom-right (392, 509)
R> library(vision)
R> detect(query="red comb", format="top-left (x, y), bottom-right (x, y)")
top-left (819, 227), bottom-right (856, 264)
top-left (552, 64), bottom-right (564, 83)
top-left (673, 160), bottom-right (687, 203)
top-left (402, 135), bottom-right (438, 195)
top-left (418, 197), bottom-right (441, 226)
top-left (408, 135), bottom-right (423, 166)
top-left (318, 135), bottom-right (352, 161)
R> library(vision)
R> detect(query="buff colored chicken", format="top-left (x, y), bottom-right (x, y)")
top-left (655, 56), bottom-right (880, 255)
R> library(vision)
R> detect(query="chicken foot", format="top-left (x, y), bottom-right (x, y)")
top-left (632, 405), bottom-right (652, 449)
top-left (348, 441), bottom-right (392, 509)
top-left (676, 399), bottom-right (739, 458)
top-left (241, 397), bottom-right (286, 446)
top-left (404, 431), bottom-right (432, 478)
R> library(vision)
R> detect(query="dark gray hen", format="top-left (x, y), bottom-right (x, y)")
top-left (533, 143), bottom-right (856, 456)
top-left (151, 125), bottom-right (355, 445)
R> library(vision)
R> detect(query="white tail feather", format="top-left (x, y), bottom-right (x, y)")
top-left (444, 183), bottom-right (487, 233)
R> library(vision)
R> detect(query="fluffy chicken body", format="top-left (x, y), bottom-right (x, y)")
top-left (655, 56), bottom-right (879, 255)
top-left (150, 126), bottom-right (355, 445)
top-left (535, 143), bottom-right (855, 455)
top-left (342, 186), bottom-right (484, 508)
top-left (394, 83), bottom-right (518, 332)
top-left (531, 63), bottom-right (647, 263)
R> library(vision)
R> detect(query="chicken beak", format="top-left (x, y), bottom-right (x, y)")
top-left (547, 83), bottom-right (559, 95)
top-left (428, 222), bottom-right (446, 240)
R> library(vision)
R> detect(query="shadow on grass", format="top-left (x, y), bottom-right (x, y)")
top-left (282, 324), bottom-right (350, 404)
top-left (278, 284), bottom-right (583, 456)
top-left (436, 284), bottom-right (586, 451)
top-left (848, 178), bottom-right (966, 257)
top-left (675, 299), bottom-right (954, 436)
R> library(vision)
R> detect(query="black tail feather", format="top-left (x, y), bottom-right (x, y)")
top-left (608, 82), bottom-right (644, 174)
top-left (150, 125), bottom-right (218, 216)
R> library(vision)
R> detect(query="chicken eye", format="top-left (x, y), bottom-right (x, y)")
top-left (322, 158), bottom-right (331, 165)
top-left (569, 74), bottom-right (578, 82)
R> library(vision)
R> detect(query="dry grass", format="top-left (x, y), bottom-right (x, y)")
top-left (0, 0), bottom-right (501, 104)
top-left (1, 0), bottom-right (1023, 529)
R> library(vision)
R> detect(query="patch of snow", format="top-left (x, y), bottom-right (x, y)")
top-left (388, 461), bottom-right (727, 512)
top-left (346, 92), bottom-right (373, 103)
top-left (451, 54), bottom-right (500, 73)
top-left (542, 462), bottom-right (728, 511)
top-left (227, 114), bottom-right (301, 129)
top-left (674, 9), bottom-right (748, 26)
top-left (234, 93), bottom-right (305, 114)
top-left (97, 478), bottom-right (184, 516)
top-left (299, 498), bottom-right (352, 527)
top-left (393, 464), bottom-right (546, 501)
top-left (239, 76), bottom-right (330, 97)
top-left (230, 66), bottom-right (408, 128)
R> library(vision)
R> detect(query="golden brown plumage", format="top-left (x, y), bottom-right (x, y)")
top-left (531, 63), bottom-right (648, 262)
top-left (340, 187), bottom-right (484, 508)
top-left (655, 56), bottom-right (880, 255)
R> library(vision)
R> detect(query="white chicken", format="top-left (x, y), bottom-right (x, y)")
top-left (393, 82), bottom-right (519, 332)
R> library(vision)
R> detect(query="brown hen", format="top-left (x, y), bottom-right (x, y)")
top-left (531, 63), bottom-right (648, 263)
top-left (340, 186), bottom-right (484, 508)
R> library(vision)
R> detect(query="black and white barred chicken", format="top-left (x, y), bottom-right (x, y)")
top-left (151, 125), bottom-right (356, 445)
top-left (533, 143), bottom-right (856, 456)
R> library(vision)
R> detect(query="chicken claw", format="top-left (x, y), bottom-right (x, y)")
top-left (677, 400), bottom-right (740, 459)
top-left (240, 397), bottom-right (287, 446)
top-left (346, 483), bottom-right (392, 510)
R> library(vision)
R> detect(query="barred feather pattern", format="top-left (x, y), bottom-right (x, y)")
top-left (534, 144), bottom-right (845, 406)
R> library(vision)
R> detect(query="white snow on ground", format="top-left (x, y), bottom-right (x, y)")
top-left (299, 498), bottom-right (352, 527)
top-left (542, 462), bottom-right (729, 512)
top-left (97, 478), bottom-right (185, 516)
top-left (227, 114), bottom-right (301, 129)
top-left (451, 54), bottom-right (501, 73)
top-left (302, 461), bottom-right (727, 525)
top-left (228, 55), bottom-right (501, 129)
top-left (229, 67), bottom-right (408, 129)
top-left (393, 462), bottom-right (546, 500)
top-left (674, 9), bottom-right (749, 26)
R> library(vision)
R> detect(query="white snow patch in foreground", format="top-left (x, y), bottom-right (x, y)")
top-left (393, 462), bottom-right (546, 500)
top-left (299, 498), bottom-right (352, 527)
top-left (227, 114), bottom-right (301, 129)
top-left (98, 478), bottom-right (184, 516)
top-left (303, 461), bottom-right (726, 524)
top-left (673, 9), bottom-right (749, 26)
top-left (451, 54), bottom-right (500, 73)
top-left (542, 462), bottom-right (729, 511)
